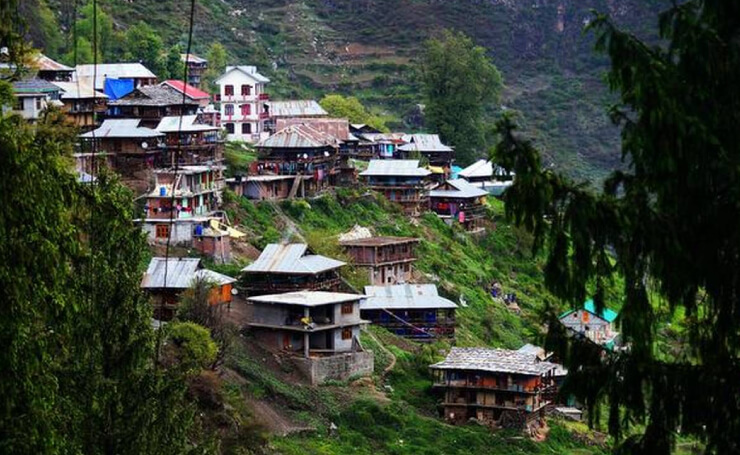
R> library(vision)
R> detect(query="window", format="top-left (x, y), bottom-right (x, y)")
top-left (241, 103), bottom-right (251, 116)
top-left (224, 123), bottom-right (235, 134)
top-left (241, 123), bottom-right (251, 134)
top-left (224, 104), bottom-right (234, 115)
top-left (36, 98), bottom-right (42, 110)
top-left (341, 328), bottom-right (352, 340)
top-left (241, 84), bottom-right (251, 96)
top-left (341, 303), bottom-right (353, 315)
top-left (224, 85), bottom-right (234, 96)
top-left (155, 224), bottom-right (170, 239)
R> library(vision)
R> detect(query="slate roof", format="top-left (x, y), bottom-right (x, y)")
top-left (51, 81), bottom-right (108, 99)
top-left (248, 291), bottom-right (362, 307)
top-left (109, 85), bottom-right (199, 107)
top-left (155, 115), bottom-right (219, 133)
top-left (79, 119), bottom-right (164, 139)
top-left (275, 117), bottom-right (349, 141)
top-left (362, 284), bottom-right (458, 310)
top-left (242, 243), bottom-right (345, 275)
top-left (359, 160), bottom-right (431, 177)
top-left (215, 65), bottom-right (270, 84)
top-left (161, 80), bottom-right (210, 100)
top-left (430, 347), bottom-right (559, 376)
top-left (398, 134), bottom-right (453, 153)
top-left (256, 123), bottom-right (341, 149)
top-left (75, 63), bottom-right (157, 89)
top-left (140, 257), bottom-right (201, 289)
top-left (13, 78), bottom-right (60, 94)
top-left (559, 299), bottom-right (619, 323)
top-left (429, 179), bottom-right (489, 199)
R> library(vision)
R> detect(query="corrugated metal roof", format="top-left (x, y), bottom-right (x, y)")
top-left (429, 179), bottom-right (489, 199)
top-left (459, 159), bottom-right (493, 179)
top-left (257, 123), bottom-right (341, 149)
top-left (340, 236), bottom-right (419, 247)
top-left (398, 134), bottom-right (453, 152)
top-left (242, 243), bottom-right (345, 274)
top-left (359, 160), bottom-right (431, 177)
top-left (79, 119), bottom-right (164, 139)
top-left (13, 78), bottom-right (60, 94)
top-left (193, 269), bottom-right (236, 285)
top-left (362, 284), bottom-right (458, 310)
top-left (430, 347), bottom-right (559, 376)
top-left (156, 115), bottom-right (219, 133)
top-left (559, 299), bottom-right (619, 323)
top-left (140, 257), bottom-right (201, 289)
top-left (275, 117), bottom-right (349, 141)
top-left (35, 54), bottom-right (73, 72)
top-left (216, 66), bottom-right (270, 84)
top-left (51, 81), bottom-right (108, 99)
top-left (75, 63), bottom-right (157, 89)
top-left (268, 100), bottom-right (327, 118)
top-left (248, 291), bottom-right (362, 307)
top-left (181, 53), bottom-right (207, 64)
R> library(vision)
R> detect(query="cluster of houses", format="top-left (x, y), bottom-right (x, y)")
top-left (7, 54), bottom-right (620, 435)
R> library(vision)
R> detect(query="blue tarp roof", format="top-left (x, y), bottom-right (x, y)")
top-left (104, 78), bottom-right (134, 100)
top-left (451, 165), bottom-right (463, 179)
top-left (560, 299), bottom-right (619, 323)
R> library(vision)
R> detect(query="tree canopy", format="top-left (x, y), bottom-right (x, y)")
top-left (419, 30), bottom-right (502, 166)
top-left (319, 94), bottom-right (389, 132)
top-left (493, 1), bottom-right (740, 453)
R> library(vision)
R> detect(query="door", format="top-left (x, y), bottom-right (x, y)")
top-left (282, 333), bottom-right (291, 350)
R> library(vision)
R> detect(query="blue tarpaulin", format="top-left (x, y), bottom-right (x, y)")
top-left (104, 78), bottom-right (134, 100)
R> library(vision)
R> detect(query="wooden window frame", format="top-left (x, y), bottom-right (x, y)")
top-left (341, 303), bottom-right (353, 315)
top-left (341, 327), bottom-right (352, 340)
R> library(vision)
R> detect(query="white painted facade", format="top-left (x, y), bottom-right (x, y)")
top-left (215, 66), bottom-right (270, 142)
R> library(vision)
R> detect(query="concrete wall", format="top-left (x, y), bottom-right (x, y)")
top-left (251, 303), bottom-right (293, 326)
top-left (332, 301), bottom-right (362, 325)
top-left (332, 326), bottom-right (360, 352)
top-left (560, 309), bottom-right (611, 342)
top-left (142, 219), bottom-right (197, 245)
top-left (293, 351), bottom-right (374, 385)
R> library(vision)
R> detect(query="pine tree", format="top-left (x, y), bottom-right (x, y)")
top-left (493, 1), bottom-right (740, 453)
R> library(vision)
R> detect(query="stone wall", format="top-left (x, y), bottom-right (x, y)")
top-left (293, 351), bottom-right (374, 385)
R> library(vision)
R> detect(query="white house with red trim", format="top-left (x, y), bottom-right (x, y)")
top-left (214, 66), bottom-right (270, 143)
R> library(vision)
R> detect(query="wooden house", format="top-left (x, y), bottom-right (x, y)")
top-left (143, 165), bottom-right (224, 221)
top-left (559, 299), bottom-right (619, 348)
top-left (107, 85), bottom-right (199, 128)
top-left (140, 257), bottom-right (236, 320)
top-left (255, 123), bottom-right (342, 195)
top-left (340, 236), bottom-right (419, 285)
top-left (458, 159), bottom-right (514, 197)
top-left (398, 134), bottom-right (454, 172)
top-left (225, 175), bottom-right (296, 200)
top-left (362, 284), bottom-right (457, 340)
top-left (430, 348), bottom-right (559, 430)
top-left (354, 132), bottom-right (407, 160)
top-left (180, 53), bottom-right (208, 88)
top-left (359, 160), bottom-right (432, 216)
top-left (429, 179), bottom-right (488, 232)
top-left (78, 119), bottom-right (164, 177)
top-left (245, 291), bottom-right (374, 384)
top-left (50, 81), bottom-right (108, 130)
top-left (155, 115), bottom-right (223, 166)
top-left (240, 243), bottom-right (345, 296)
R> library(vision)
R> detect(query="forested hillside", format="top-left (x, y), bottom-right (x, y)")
top-left (27, 0), bottom-right (668, 180)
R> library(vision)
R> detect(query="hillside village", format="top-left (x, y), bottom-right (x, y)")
top-left (7, 52), bottom-right (623, 445)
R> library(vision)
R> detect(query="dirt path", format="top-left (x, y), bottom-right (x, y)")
top-left (244, 396), bottom-right (314, 437)
top-left (364, 330), bottom-right (397, 380)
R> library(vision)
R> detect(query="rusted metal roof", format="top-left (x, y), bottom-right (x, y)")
top-left (34, 54), bottom-right (73, 72)
top-left (359, 160), bottom-right (431, 177)
top-left (362, 284), bottom-right (458, 310)
top-left (268, 100), bottom-right (327, 118)
top-left (340, 236), bottom-right (419, 247)
top-left (430, 347), bottom-right (559, 376)
top-left (242, 243), bottom-right (345, 275)
top-left (248, 291), bottom-right (362, 307)
top-left (275, 117), bottom-right (349, 141)
top-left (181, 53), bottom-right (207, 64)
top-left (257, 123), bottom-right (341, 149)
top-left (140, 257), bottom-right (201, 289)
top-left (398, 134), bottom-right (453, 153)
